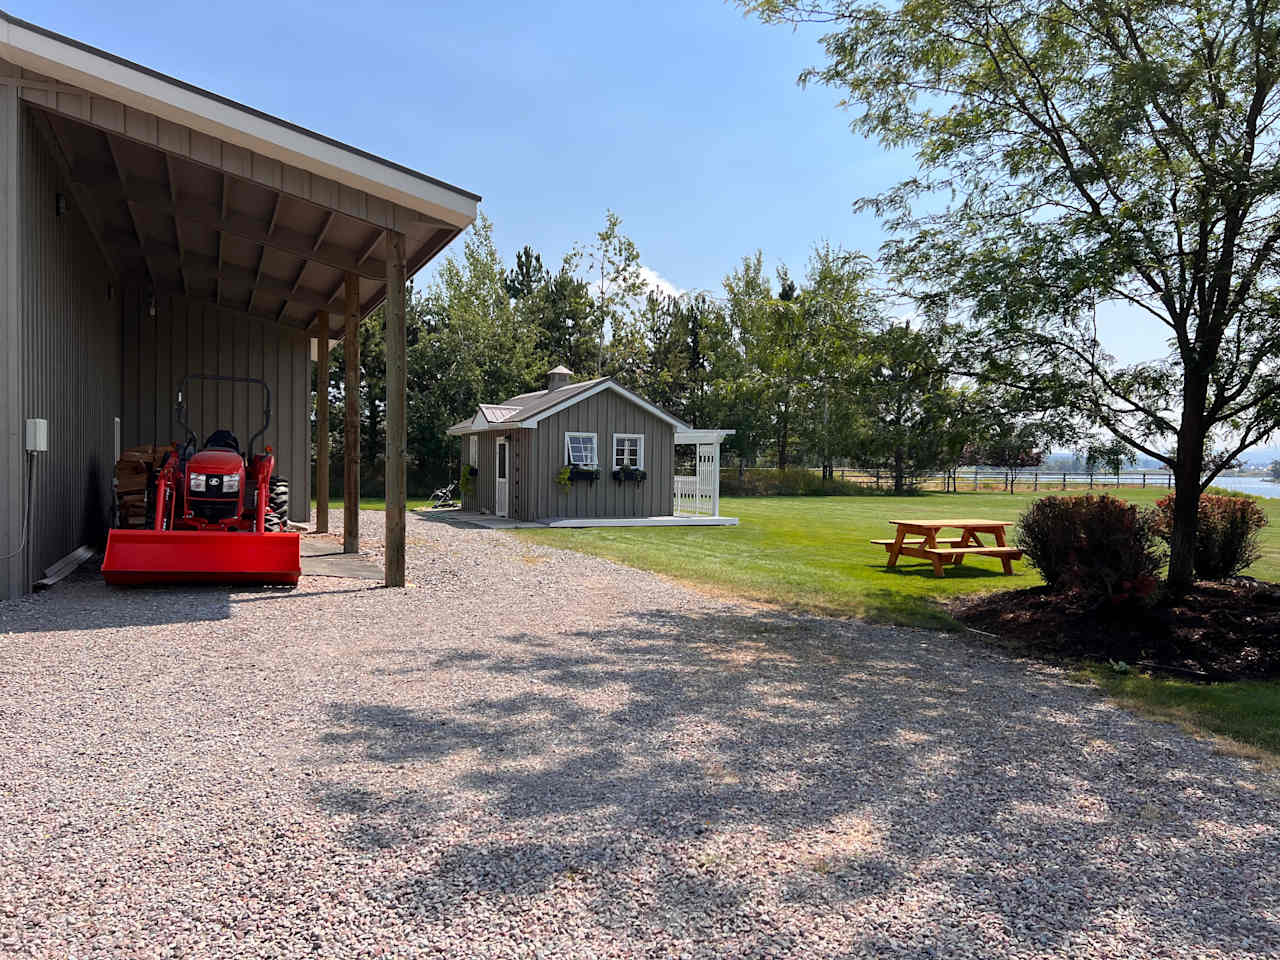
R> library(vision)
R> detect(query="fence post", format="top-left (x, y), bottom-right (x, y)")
top-left (1034, 472), bottom-right (1039, 491)
top-left (1142, 472), bottom-right (1146, 488)
top-left (974, 469), bottom-right (979, 490)
top-left (1167, 472), bottom-right (1172, 488)
top-left (1088, 473), bottom-right (1094, 489)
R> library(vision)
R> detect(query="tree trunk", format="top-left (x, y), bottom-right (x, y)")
top-left (1167, 432), bottom-right (1203, 599)
top-left (893, 446), bottom-right (905, 494)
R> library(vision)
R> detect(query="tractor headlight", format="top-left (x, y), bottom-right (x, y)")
top-left (222, 473), bottom-right (240, 493)
top-left (189, 473), bottom-right (206, 492)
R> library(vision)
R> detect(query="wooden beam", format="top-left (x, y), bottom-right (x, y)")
top-left (163, 154), bottom-right (188, 296)
top-left (343, 271), bottom-right (360, 554)
top-left (105, 135), bottom-right (165, 289)
top-left (33, 113), bottom-right (119, 276)
top-left (315, 313), bottom-right (330, 535)
top-left (103, 234), bottom-right (342, 316)
top-left (69, 167), bottom-right (390, 280)
top-left (248, 193), bottom-right (280, 314)
top-left (216, 173), bottom-right (227, 306)
top-left (384, 232), bottom-right (407, 587)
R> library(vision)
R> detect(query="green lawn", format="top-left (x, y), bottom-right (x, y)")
top-left (513, 489), bottom-right (1280, 758)
top-left (514, 489), bottom-right (1280, 628)
top-left (1085, 666), bottom-right (1280, 761)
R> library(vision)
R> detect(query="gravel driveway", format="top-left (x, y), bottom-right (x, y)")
top-left (2, 508), bottom-right (1278, 959)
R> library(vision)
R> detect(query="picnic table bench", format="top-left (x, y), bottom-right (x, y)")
top-left (872, 519), bottom-right (1022, 578)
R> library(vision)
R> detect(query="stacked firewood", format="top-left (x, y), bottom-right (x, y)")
top-left (114, 444), bottom-right (169, 528)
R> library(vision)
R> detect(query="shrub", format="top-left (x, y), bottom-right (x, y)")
top-left (1153, 492), bottom-right (1268, 580)
top-left (1016, 494), bottom-right (1163, 606)
top-left (718, 468), bottom-right (917, 497)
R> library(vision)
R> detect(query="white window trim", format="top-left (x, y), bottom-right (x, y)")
top-left (468, 435), bottom-right (478, 466)
top-left (612, 433), bottom-right (644, 470)
top-left (564, 431), bottom-right (598, 467)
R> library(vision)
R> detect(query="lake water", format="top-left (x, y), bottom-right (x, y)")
top-left (1207, 475), bottom-right (1280, 499)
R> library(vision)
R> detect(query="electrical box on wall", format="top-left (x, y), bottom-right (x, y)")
top-left (25, 418), bottom-right (48, 452)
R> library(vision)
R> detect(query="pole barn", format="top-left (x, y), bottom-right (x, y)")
top-left (0, 10), bottom-right (479, 599)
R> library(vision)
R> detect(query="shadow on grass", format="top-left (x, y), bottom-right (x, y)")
top-left (306, 605), bottom-right (1279, 954)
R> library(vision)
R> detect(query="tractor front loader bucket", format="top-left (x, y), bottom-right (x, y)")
top-left (103, 530), bottom-right (301, 586)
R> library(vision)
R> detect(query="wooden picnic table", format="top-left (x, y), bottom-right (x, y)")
top-left (871, 518), bottom-right (1023, 578)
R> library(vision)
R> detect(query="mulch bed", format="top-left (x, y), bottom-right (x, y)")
top-left (952, 578), bottom-right (1280, 680)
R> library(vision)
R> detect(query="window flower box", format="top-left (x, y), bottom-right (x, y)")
top-left (556, 465), bottom-right (600, 490)
top-left (612, 466), bottom-right (647, 483)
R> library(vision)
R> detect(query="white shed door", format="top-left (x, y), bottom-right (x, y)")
top-left (495, 438), bottom-right (509, 518)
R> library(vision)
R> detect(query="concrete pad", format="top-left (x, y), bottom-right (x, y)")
top-left (300, 536), bottom-right (383, 580)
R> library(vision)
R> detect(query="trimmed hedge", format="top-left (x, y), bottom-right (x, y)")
top-left (718, 468), bottom-right (918, 498)
top-left (1153, 491), bottom-right (1268, 580)
top-left (1016, 494), bottom-right (1164, 606)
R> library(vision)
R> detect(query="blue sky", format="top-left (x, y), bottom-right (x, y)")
top-left (20, 0), bottom-right (1177, 372)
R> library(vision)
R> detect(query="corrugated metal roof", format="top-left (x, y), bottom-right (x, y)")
top-left (479, 404), bottom-right (521, 422)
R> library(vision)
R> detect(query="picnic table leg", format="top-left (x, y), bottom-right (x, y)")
top-left (953, 528), bottom-right (977, 565)
top-left (886, 526), bottom-right (907, 568)
top-left (993, 527), bottom-right (1015, 575)
top-left (926, 529), bottom-right (945, 577)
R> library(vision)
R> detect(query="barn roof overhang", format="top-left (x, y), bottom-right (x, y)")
top-left (0, 9), bottom-right (479, 341)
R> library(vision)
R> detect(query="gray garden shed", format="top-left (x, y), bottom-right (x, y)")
top-left (447, 367), bottom-right (735, 526)
top-left (0, 11), bottom-right (479, 599)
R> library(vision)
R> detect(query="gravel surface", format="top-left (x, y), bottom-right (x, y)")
top-left (1, 508), bottom-right (1278, 959)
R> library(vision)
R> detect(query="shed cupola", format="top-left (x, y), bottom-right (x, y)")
top-left (547, 365), bottom-right (573, 391)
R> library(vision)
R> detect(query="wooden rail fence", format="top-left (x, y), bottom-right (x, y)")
top-left (821, 469), bottom-right (1175, 492)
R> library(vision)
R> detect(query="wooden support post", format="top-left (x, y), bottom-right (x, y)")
top-left (384, 232), bottom-right (407, 587)
top-left (343, 273), bottom-right (360, 554)
top-left (315, 313), bottom-right (330, 533)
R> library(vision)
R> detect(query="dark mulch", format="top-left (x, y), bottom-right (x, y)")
top-left (952, 578), bottom-right (1280, 680)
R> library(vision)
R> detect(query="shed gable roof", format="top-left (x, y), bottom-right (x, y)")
top-left (448, 378), bottom-right (689, 436)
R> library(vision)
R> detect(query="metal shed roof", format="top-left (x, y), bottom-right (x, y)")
top-left (0, 9), bottom-right (479, 339)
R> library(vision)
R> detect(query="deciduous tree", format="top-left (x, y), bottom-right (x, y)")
top-left (742, 0), bottom-right (1280, 590)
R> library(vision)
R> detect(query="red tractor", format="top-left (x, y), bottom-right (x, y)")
top-left (103, 375), bottom-right (301, 585)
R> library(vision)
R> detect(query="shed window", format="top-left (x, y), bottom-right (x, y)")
top-left (565, 432), bottom-right (598, 466)
top-left (613, 434), bottom-right (643, 469)
top-left (469, 435), bottom-right (478, 466)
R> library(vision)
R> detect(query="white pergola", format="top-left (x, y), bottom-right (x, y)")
top-left (673, 429), bottom-right (734, 518)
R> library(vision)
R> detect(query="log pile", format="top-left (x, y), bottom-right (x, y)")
top-left (114, 444), bottom-right (168, 528)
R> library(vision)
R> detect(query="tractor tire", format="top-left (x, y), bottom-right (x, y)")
top-left (264, 476), bottom-right (289, 531)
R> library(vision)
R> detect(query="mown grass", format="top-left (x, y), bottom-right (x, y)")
top-left (1085, 666), bottom-right (1280, 762)
top-left (512, 488), bottom-right (1280, 758)
top-left (513, 489), bottom-right (1280, 628)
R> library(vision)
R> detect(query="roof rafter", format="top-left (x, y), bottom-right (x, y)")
top-left (70, 164), bottom-right (389, 280)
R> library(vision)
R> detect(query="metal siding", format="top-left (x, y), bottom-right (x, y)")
top-left (531, 390), bottom-right (674, 521)
top-left (14, 104), bottom-right (122, 593)
top-left (476, 430), bottom-right (496, 514)
top-left (0, 76), bottom-right (20, 599)
top-left (121, 292), bottom-right (310, 521)
top-left (460, 434), bottom-right (478, 513)
top-left (513, 428), bottom-right (537, 521)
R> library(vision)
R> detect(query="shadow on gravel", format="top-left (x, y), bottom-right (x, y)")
top-left (312, 605), bottom-right (1280, 955)
top-left (0, 567), bottom-right (235, 634)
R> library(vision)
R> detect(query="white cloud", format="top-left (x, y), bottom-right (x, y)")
top-left (637, 265), bottom-right (685, 300)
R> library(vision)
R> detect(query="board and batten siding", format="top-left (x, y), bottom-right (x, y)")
top-left (1, 74), bottom-right (22, 599)
top-left (530, 390), bottom-right (674, 521)
top-left (120, 292), bottom-right (311, 522)
top-left (8, 101), bottom-right (122, 597)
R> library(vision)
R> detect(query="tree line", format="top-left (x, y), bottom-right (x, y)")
top-left (317, 212), bottom-right (1070, 496)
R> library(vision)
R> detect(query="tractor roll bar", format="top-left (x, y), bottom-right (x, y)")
top-left (176, 374), bottom-right (272, 458)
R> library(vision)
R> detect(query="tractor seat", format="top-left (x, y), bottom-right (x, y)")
top-left (204, 429), bottom-right (241, 453)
